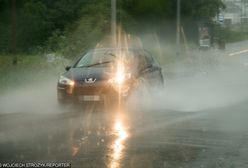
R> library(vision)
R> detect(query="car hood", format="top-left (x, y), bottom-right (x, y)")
top-left (63, 67), bottom-right (112, 82)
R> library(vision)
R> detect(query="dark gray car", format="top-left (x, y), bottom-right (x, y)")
top-left (57, 48), bottom-right (164, 105)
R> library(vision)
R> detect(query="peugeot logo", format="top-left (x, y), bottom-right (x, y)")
top-left (84, 77), bottom-right (96, 84)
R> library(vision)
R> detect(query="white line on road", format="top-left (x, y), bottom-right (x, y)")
top-left (229, 49), bottom-right (248, 56)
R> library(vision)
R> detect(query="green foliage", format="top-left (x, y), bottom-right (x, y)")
top-left (0, 0), bottom-right (226, 54)
top-left (120, 0), bottom-right (225, 40)
top-left (0, 0), bottom-right (12, 52)
top-left (0, 0), bottom-right (87, 53)
top-left (0, 54), bottom-right (63, 93)
top-left (57, 1), bottom-right (111, 57)
top-left (181, 0), bottom-right (225, 21)
top-left (224, 29), bottom-right (248, 43)
top-left (122, 0), bottom-right (224, 21)
top-left (122, 0), bottom-right (172, 18)
top-left (19, 1), bottom-right (53, 50)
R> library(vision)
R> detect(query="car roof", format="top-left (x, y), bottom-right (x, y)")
top-left (89, 48), bottom-right (147, 52)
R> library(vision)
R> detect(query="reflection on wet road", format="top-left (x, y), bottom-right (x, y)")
top-left (109, 114), bottom-right (128, 168)
top-left (1, 101), bottom-right (248, 168)
top-left (61, 106), bottom-right (130, 168)
top-left (1, 102), bottom-right (248, 168)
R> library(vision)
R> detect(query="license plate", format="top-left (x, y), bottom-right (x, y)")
top-left (78, 95), bottom-right (100, 101)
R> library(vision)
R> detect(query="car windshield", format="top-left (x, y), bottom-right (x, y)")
top-left (75, 49), bottom-right (148, 69)
top-left (75, 50), bottom-right (116, 68)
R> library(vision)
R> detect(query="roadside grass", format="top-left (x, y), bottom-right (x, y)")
top-left (0, 54), bottom-right (65, 94)
top-left (225, 31), bottom-right (248, 43)
top-left (222, 27), bottom-right (248, 43)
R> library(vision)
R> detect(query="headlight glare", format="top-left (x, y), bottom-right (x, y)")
top-left (59, 76), bottom-right (75, 86)
top-left (112, 73), bottom-right (131, 85)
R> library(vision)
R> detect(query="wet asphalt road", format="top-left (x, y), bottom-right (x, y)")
top-left (0, 100), bottom-right (248, 168)
top-left (1, 78), bottom-right (248, 168)
top-left (1, 46), bottom-right (248, 168)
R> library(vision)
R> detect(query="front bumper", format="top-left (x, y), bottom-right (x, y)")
top-left (57, 81), bottom-right (131, 103)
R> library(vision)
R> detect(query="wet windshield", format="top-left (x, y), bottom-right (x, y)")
top-left (75, 49), bottom-right (148, 70)
top-left (75, 51), bottom-right (116, 68)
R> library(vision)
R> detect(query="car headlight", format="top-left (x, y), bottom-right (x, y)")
top-left (58, 76), bottom-right (75, 86)
top-left (111, 73), bottom-right (131, 85)
top-left (109, 60), bottom-right (132, 95)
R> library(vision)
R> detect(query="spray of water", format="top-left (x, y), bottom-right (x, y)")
top-left (1, 29), bottom-right (248, 116)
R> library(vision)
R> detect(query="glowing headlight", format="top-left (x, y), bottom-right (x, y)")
top-left (112, 73), bottom-right (131, 85)
top-left (58, 76), bottom-right (75, 86)
top-left (111, 60), bottom-right (127, 85)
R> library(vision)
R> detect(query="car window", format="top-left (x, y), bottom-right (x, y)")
top-left (75, 50), bottom-right (115, 67)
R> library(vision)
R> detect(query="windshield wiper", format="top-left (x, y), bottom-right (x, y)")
top-left (78, 61), bottom-right (112, 68)
top-left (108, 53), bottom-right (116, 57)
top-left (104, 51), bottom-right (116, 57)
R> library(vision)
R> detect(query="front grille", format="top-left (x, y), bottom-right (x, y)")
top-left (73, 82), bottom-right (115, 96)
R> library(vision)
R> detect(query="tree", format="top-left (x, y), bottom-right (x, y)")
top-left (0, 0), bottom-right (89, 53)
top-left (122, 0), bottom-right (224, 20)
top-left (0, 0), bottom-right (226, 53)
top-left (121, 0), bottom-right (225, 40)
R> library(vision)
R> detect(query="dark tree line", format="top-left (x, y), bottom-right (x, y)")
top-left (0, 0), bottom-right (90, 53)
top-left (0, 0), bottom-right (225, 53)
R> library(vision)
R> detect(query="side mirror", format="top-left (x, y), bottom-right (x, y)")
top-left (65, 66), bottom-right (71, 71)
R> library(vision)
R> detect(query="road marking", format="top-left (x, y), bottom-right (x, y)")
top-left (229, 49), bottom-right (248, 56)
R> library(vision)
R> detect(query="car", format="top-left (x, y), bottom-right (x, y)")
top-left (57, 48), bottom-right (164, 107)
